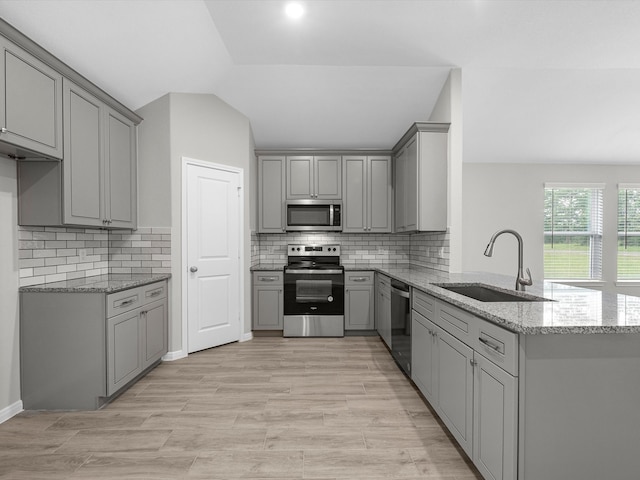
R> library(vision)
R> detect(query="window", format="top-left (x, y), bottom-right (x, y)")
top-left (544, 184), bottom-right (603, 280)
top-left (618, 185), bottom-right (640, 280)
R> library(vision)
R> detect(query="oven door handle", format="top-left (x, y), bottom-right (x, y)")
top-left (285, 269), bottom-right (344, 275)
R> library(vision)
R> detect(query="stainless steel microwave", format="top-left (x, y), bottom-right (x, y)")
top-left (285, 200), bottom-right (342, 231)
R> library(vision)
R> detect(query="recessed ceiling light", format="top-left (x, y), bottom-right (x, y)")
top-left (285, 2), bottom-right (304, 20)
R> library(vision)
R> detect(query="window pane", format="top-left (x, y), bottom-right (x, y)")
top-left (618, 187), bottom-right (640, 280)
top-left (544, 187), bottom-right (602, 280)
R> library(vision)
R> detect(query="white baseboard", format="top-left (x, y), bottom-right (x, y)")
top-left (0, 400), bottom-right (23, 424)
top-left (162, 349), bottom-right (187, 361)
top-left (240, 331), bottom-right (253, 342)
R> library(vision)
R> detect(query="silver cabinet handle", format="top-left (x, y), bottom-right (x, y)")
top-left (479, 337), bottom-right (501, 352)
top-left (259, 276), bottom-right (279, 282)
top-left (351, 277), bottom-right (368, 282)
top-left (149, 290), bottom-right (162, 297)
top-left (119, 299), bottom-right (135, 307)
top-left (190, 266), bottom-right (198, 273)
top-left (470, 359), bottom-right (478, 367)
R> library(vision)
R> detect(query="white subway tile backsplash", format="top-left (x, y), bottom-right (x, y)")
top-left (252, 230), bottom-right (449, 271)
top-left (18, 226), bottom-right (172, 286)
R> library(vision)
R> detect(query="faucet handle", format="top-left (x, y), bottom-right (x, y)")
top-left (520, 268), bottom-right (533, 287)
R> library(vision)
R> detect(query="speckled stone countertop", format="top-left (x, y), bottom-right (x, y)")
top-left (367, 265), bottom-right (640, 335)
top-left (251, 262), bottom-right (640, 335)
top-left (19, 274), bottom-right (171, 294)
top-left (251, 263), bottom-right (286, 271)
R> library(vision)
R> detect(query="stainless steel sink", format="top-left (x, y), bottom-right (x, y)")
top-left (435, 283), bottom-right (551, 303)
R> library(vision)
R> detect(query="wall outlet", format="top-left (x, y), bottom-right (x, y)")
top-left (78, 249), bottom-right (87, 261)
top-left (438, 247), bottom-right (445, 258)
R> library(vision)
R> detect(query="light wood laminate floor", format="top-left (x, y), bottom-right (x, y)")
top-left (0, 336), bottom-right (482, 479)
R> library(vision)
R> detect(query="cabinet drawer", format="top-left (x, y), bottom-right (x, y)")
top-left (412, 289), bottom-right (437, 322)
top-left (474, 319), bottom-right (519, 376)
top-left (142, 281), bottom-right (167, 304)
top-left (346, 271), bottom-right (374, 285)
top-left (107, 287), bottom-right (142, 317)
top-left (436, 301), bottom-right (476, 347)
top-left (253, 271), bottom-right (284, 285)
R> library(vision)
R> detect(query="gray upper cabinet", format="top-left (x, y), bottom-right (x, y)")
top-left (343, 155), bottom-right (392, 233)
top-left (19, 80), bottom-right (137, 229)
top-left (63, 80), bottom-right (103, 226)
top-left (394, 123), bottom-right (449, 233)
top-left (286, 155), bottom-right (341, 200)
top-left (105, 108), bottom-right (136, 228)
top-left (258, 155), bottom-right (286, 233)
top-left (0, 35), bottom-right (63, 159)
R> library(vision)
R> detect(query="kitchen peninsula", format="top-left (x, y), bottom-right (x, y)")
top-left (251, 262), bottom-right (640, 480)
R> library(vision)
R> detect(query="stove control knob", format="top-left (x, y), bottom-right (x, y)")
top-left (327, 296), bottom-right (334, 302)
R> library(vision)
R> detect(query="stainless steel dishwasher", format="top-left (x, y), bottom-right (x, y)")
top-left (390, 279), bottom-right (411, 376)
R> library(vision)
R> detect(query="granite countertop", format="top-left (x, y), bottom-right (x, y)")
top-left (251, 261), bottom-right (640, 334)
top-left (368, 265), bottom-right (640, 335)
top-left (19, 273), bottom-right (172, 294)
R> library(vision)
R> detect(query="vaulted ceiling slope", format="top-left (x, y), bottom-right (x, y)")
top-left (1, 0), bottom-right (639, 163)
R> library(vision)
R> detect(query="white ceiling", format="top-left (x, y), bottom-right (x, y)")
top-left (1, 0), bottom-right (640, 162)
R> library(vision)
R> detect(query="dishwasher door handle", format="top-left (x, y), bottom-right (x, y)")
top-left (390, 286), bottom-right (410, 298)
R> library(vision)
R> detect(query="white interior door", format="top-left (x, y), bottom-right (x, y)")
top-left (186, 162), bottom-right (240, 353)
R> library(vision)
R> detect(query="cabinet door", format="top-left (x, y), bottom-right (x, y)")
top-left (473, 353), bottom-right (518, 480)
top-left (252, 285), bottom-right (283, 330)
top-left (258, 156), bottom-right (286, 233)
top-left (141, 298), bottom-right (168, 369)
top-left (345, 284), bottom-right (374, 330)
top-left (404, 136), bottom-right (419, 231)
top-left (107, 309), bottom-right (142, 396)
top-left (0, 37), bottom-right (63, 159)
top-left (436, 326), bottom-right (474, 456)
top-left (411, 311), bottom-right (437, 405)
top-left (105, 108), bottom-right (137, 228)
top-left (368, 156), bottom-right (392, 233)
top-left (394, 147), bottom-right (406, 232)
top-left (315, 155), bottom-right (341, 199)
top-left (287, 156), bottom-right (314, 199)
top-left (342, 155), bottom-right (367, 232)
top-left (63, 80), bottom-right (103, 227)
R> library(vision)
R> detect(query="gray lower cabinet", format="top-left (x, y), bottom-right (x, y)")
top-left (375, 273), bottom-right (392, 347)
top-left (258, 156), bottom-right (286, 233)
top-left (473, 351), bottom-right (517, 480)
top-left (345, 271), bottom-right (374, 330)
top-left (342, 155), bottom-right (392, 233)
top-left (0, 35), bottom-right (63, 159)
top-left (252, 271), bottom-right (283, 330)
top-left (17, 80), bottom-right (137, 229)
top-left (21, 280), bottom-right (168, 410)
top-left (411, 288), bottom-right (517, 480)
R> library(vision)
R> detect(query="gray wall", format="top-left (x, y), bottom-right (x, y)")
top-left (136, 94), bottom-right (171, 227)
top-left (429, 68), bottom-right (463, 272)
top-left (0, 157), bottom-right (20, 416)
top-left (462, 163), bottom-right (640, 296)
top-left (138, 92), bottom-right (253, 357)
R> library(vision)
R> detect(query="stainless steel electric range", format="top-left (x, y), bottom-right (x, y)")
top-left (283, 244), bottom-right (345, 337)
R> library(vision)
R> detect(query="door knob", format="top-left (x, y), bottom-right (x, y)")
top-left (190, 266), bottom-right (198, 273)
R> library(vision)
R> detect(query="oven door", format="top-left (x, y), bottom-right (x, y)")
top-left (284, 270), bottom-right (344, 316)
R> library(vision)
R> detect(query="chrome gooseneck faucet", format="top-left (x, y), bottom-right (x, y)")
top-left (484, 229), bottom-right (533, 291)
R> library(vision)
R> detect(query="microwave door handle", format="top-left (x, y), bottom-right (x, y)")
top-left (329, 205), bottom-right (334, 226)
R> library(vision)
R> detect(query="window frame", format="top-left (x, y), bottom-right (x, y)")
top-left (543, 183), bottom-right (604, 282)
top-left (617, 183), bottom-right (640, 282)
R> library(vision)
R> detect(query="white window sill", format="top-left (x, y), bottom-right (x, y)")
top-left (545, 279), bottom-right (606, 289)
top-left (615, 281), bottom-right (640, 287)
